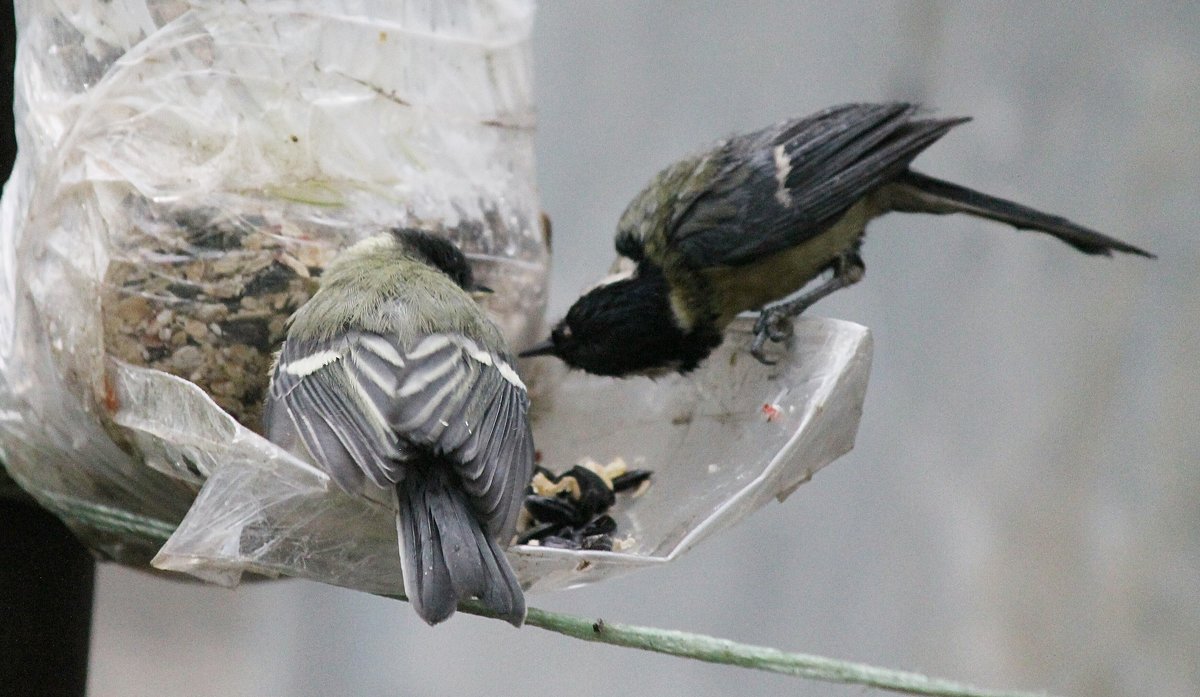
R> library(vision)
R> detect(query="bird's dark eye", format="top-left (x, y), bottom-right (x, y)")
top-left (553, 324), bottom-right (573, 343)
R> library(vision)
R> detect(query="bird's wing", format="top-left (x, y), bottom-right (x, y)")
top-left (267, 334), bottom-right (407, 493)
top-left (267, 330), bottom-right (534, 539)
top-left (624, 103), bottom-right (969, 269)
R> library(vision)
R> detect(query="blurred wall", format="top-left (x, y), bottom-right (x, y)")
top-left (89, 3), bottom-right (1198, 696)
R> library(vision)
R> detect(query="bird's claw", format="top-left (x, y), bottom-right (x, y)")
top-left (750, 310), bottom-right (793, 365)
top-left (749, 331), bottom-right (776, 365)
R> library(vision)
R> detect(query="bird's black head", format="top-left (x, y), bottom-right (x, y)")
top-left (392, 228), bottom-right (483, 292)
top-left (521, 265), bottom-right (722, 377)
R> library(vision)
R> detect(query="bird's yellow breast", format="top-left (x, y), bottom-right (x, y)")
top-left (698, 199), bottom-right (877, 327)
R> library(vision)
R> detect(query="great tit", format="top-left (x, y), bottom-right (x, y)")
top-left (265, 229), bottom-right (532, 626)
top-left (522, 102), bottom-right (1154, 377)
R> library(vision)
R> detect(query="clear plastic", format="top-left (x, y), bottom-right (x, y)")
top-left (0, 0), bottom-right (873, 595)
top-left (154, 317), bottom-right (872, 592)
top-left (0, 0), bottom-right (546, 565)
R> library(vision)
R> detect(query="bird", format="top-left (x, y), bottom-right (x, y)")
top-left (520, 102), bottom-right (1154, 377)
top-left (265, 228), bottom-right (532, 626)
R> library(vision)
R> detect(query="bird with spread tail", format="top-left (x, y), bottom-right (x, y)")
top-left (266, 229), bottom-right (532, 626)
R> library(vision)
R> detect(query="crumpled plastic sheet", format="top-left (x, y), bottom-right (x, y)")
top-left (153, 316), bottom-right (872, 593)
top-left (0, 0), bottom-right (875, 597)
top-left (0, 0), bottom-right (546, 565)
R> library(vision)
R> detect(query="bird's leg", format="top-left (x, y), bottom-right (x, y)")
top-left (750, 252), bottom-right (866, 364)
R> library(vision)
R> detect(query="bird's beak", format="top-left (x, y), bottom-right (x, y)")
top-left (470, 284), bottom-right (494, 300)
top-left (519, 337), bottom-right (557, 358)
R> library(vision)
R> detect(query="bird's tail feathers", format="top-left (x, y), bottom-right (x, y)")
top-left (396, 467), bottom-right (526, 627)
top-left (887, 169), bottom-right (1154, 258)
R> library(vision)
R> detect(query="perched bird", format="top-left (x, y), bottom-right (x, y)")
top-left (522, 102), bottom-right (1154, 377)
top-left (265, 229), bottom-right (532, 626)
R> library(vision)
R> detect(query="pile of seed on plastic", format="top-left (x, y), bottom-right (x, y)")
top-left (516, 458), bottom-right (652, 551)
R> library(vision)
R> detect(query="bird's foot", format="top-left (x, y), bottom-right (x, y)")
top-left (750, 309), bottom-right (795, 365)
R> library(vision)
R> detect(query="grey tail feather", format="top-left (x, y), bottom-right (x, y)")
top-left (888, 169), bottom-right (1155, 259)
top-left (395, 467), bottom-right (526, 627)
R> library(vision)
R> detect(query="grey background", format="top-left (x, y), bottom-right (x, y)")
top-left (88, 3), bottom-right (1198, 696)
